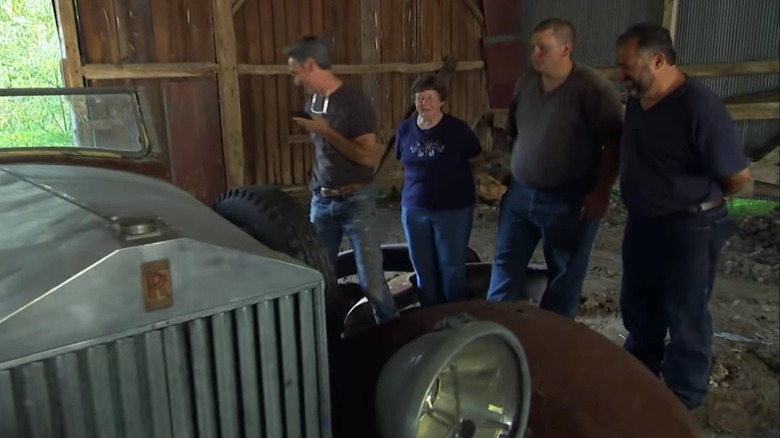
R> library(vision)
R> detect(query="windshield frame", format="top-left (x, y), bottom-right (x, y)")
top-left (0, 87), bottom-right (152, 158)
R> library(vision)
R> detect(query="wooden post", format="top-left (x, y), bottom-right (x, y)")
top-left (360, 0), bottom-right (382, 112)
top-left (53, 0), bottom-right (83, 87)
top-left (212, 0), bottom-right (246, 189)
top-left (662, 0), bottom-right (680, 41)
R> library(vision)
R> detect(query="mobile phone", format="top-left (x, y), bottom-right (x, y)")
top-left (292, 110), bottom-right (312, 120)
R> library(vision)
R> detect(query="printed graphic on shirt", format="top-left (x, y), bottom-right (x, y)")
top-left (410, 139), bottom-right (445, 158)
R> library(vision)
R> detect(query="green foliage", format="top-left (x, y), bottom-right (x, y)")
top-left (727, 197), bottom-right (780, 219)
top-left (0, 0), bottom-right (73, 147)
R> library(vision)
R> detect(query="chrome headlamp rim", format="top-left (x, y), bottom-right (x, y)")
top-left (374, 313), bottom-right (532, 438)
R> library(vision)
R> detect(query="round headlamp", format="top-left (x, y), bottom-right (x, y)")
top-left (375, 314), bottom-right (531, 438)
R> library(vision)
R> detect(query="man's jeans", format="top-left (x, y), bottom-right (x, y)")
top-left (620, 204), bottom-right (735, 410)
top-left (401, 205), bottom-right (474, 306)
top-left (310, 188), bottom-right (398, 323)
top-left (487, 177), bottom-right (599, 318)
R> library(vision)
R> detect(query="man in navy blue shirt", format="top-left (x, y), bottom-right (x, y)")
top-left (615, 23), bottom-right (753, 410)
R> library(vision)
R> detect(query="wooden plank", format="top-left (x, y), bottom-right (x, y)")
top-left (150, 1), bottom-right (173, 61)
top-left (461, 0), bottom-right (485, 27)
top-left (723, 90), bottom-right (779, 105)
top-left (82, 62), bottom-right (218, 79)
top-left (272, 0), bottom-right (292, 186)
top-left (346, 0), bottom-right (361, 64)
top-left (727, 102), bottom-right (780, 120)
top-left (212, 0), bottom-right (246, 188)
top-left (53, 0), bottom-right (83, 86)
top-left (232, 0), bottom-right (247, 14)
top-left (360, 0), bottom-right (382, 115)
top-left (243, 0), bottom-right (265, 184)
top-left (599, 60), bottom-right (779, 80)
top-left (258, 0), bottom-right (281, 184)
top-left (312, 0), bottom-right (325, 35)
top-left (165, 80), bottom-right (227, 203)
top-left (431, 0), bottom-right (442, 61)
top-left (662, 0), bottom-right (680, 41)
top-left (300, 0), bottom-right (315, 181)
top-left (490, 101), bottom-right (780, 127)
top-left (114, 0), bottom-right (154, 63)
top-left (237, 60), bottom-right (485, 74)
top-left (187, 0), bottom-right (217, 62)
top-left (287, 0), bottom-right (304, 186)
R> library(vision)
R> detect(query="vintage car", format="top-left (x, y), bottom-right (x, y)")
top-left (0, 88), bottom-right (698, 437)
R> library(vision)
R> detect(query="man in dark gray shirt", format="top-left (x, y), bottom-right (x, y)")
top-left (487, 18), bottom-right (623, 318)
top-left (287, 36), bottom-right (398, 323)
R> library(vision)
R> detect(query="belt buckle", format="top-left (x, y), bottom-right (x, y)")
top-left (321, 184), bottom-right (361, 197)
top-left (320, 187), bottom-right (339, 197)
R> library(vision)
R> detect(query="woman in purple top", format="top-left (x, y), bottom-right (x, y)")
top-left (395, 73), bottom-right (483, 306)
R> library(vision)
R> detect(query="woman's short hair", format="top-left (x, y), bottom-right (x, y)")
top-left (411, 73), bottom-right (447, 102)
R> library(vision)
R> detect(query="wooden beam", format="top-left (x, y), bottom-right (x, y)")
top-left (598, 59), bottom-right (780, 80)
top-left (79, 59), bottom-right (775, 81)
top-left (488, 101), bottom-right (780, 128)
top-left (53, 0), bottom-right (83, 87)
top-left (212, 0), bottom-right (245, 189)
top-left (727, 102), bottom-right (780, 120)
top-left (83, 62), bottom-right (219, 79)
top-left (723, 90), bottom-right (779, 105)
top-left (232, 0), bottom-right (247, 14)
top-left (461, 0), bottom-right (485, 28)
top-left (237, 60), bottom-right (485, 75)
top-left (662, 0), bottom-right (681, 41)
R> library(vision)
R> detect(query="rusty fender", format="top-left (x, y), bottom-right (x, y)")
top-left (329, 300), bottom-right (698, 438)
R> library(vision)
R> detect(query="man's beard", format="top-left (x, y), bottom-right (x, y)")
top-left (625, 76), bottom-right (651, 97)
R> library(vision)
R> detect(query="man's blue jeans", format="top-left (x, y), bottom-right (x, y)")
top-left (620, 204), bottom-right (735, 410)
top-left (487, 177), bottom-right (599, 318)
top-left (310, 187), bottom-right (399, 323)
top-left (401, 205), bottom-right (474, 306)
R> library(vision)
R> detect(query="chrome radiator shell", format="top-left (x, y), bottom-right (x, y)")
top-left (0, 164), bottom-right (332, 437)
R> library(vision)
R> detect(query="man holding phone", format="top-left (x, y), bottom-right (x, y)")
top-left (286, 36), bottom-right (398, 323)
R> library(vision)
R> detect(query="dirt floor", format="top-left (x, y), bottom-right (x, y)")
top-left (364, 195), bottom-right (780, 438)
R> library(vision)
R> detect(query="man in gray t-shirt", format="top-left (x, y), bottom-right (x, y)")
top-left (487, 18), bottom-right (623, 318)
top-left (287, 36), bottom-right (398, 324)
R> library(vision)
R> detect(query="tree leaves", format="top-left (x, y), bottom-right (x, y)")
top-left (0, 0), bottom-right (72, 147)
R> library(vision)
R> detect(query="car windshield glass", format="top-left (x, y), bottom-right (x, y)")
top-left (0, 88), bottom-right (148, 153)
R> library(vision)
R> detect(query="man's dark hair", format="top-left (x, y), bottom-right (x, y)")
top-left (617, 23), bottom-right (677, 65)
top-left (533, 18), bottom-right (576, 46)
top-left (285, 35), bottom-right (332, 69)
top-left (411, 73), bottom-right (448, 102)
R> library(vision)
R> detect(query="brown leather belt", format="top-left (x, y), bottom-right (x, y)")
top-left (684, 198), bottom-right (724, 214)
top-left (319, 184), bottom-right (364, 197)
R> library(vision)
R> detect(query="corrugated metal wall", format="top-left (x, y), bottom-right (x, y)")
top-left (520, 0), bottom-right (663, 68)
top-left (676, 0), bottom-right (780, 159)
top-left (520, 0), bottom-right (779, 159)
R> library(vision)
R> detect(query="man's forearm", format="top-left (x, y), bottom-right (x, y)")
top-left (320, 128), bottom-right (375, 168)
top-left (721, 169), bottom-right (754, 198)
top-left (593, 143), bottom-right (620, 196)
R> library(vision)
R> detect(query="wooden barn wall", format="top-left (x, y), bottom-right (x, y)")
top-left (233, 0), bottom-right (487, 187)
top-left (70, 0), bottom-right (486, 195)
top-left (74, 0), bottom-right (227, 203)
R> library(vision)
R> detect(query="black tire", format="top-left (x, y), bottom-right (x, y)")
top-left (213, 185), bottom-right (338, 288)
top-left (212, 185), bottom-right (348, 327)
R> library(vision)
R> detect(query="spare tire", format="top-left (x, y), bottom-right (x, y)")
top-left (212, 185), bottom-right (349, 327)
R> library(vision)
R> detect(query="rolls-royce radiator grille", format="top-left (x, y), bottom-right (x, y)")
top-left (0, 287), bottom-right (331, 438)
